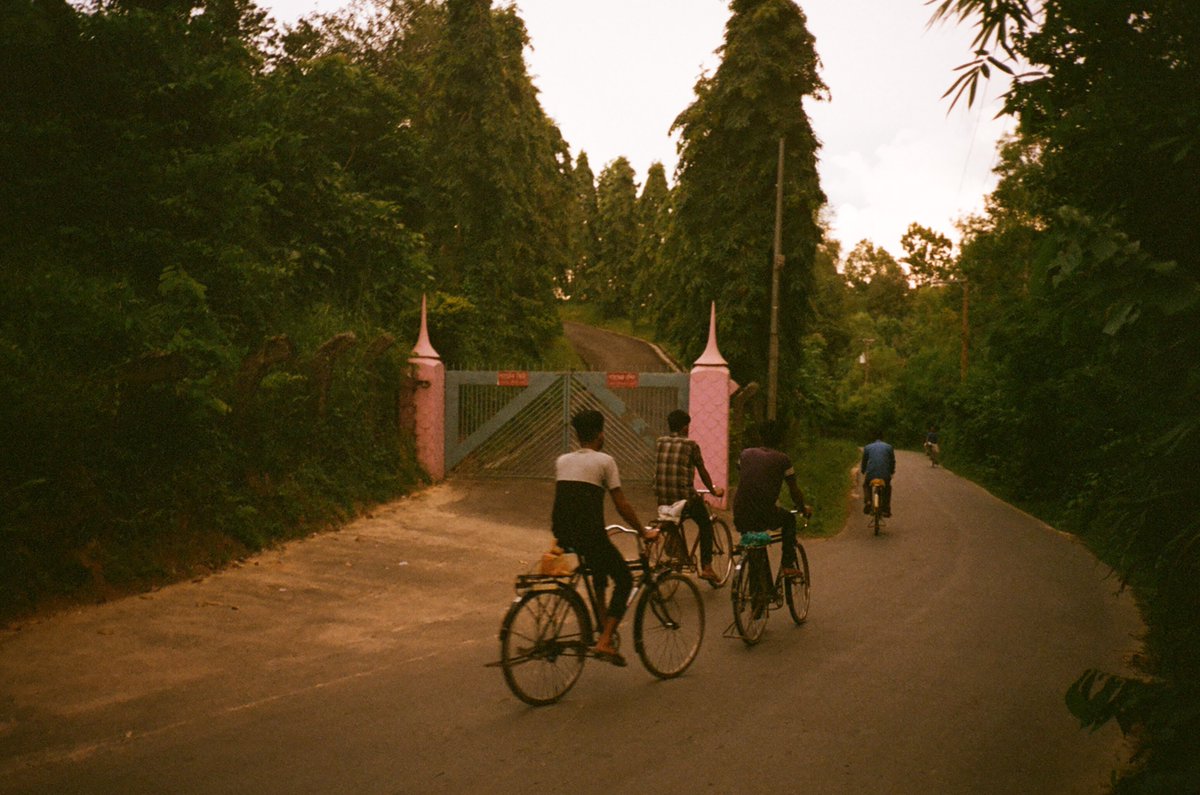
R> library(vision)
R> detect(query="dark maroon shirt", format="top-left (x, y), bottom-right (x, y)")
top-left (733, 446), bottom-right (795, 532)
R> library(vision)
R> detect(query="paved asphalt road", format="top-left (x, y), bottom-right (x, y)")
top-left (0, 326), bottom-right (1143, 793)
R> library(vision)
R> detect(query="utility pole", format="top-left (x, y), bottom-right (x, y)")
top-left (767, 137), bottom-right (784, 420)
top-left (959, 278), bottom-right (969, 382)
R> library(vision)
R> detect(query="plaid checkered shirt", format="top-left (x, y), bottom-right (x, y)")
top-left (654, 433), bottom-right (705, 505)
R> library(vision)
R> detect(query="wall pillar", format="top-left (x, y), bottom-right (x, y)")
top-left (409, 295), bottom-right (445, 481)
top-left (689, 302), bottom-right (733, 510)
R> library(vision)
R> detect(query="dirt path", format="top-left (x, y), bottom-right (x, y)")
top-left (561, 320), bottom-right (677, 372)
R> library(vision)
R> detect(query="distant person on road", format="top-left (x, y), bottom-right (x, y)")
top-left (924, 425), bottom-right (940, 467)
top-left (861, 430), bottom-right (897, 516)
top-left (552, 409), bottom-right (656, 667)
top-left (654, 409), bottom-right (725, 583)
top-left (733, 420), bottom-right (811, 576)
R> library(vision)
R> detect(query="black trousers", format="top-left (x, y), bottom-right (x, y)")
top-left (736, 506), bottom-right (798, 568)
top-left (556, 527), bottom-right (632, 622)
top-left (682, 495), bottom-right (715, 565)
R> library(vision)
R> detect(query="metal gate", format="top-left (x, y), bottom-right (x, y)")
top-left (445, 371), bottom-right (688, 481)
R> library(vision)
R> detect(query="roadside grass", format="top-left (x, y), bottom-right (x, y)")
top-left (790, 437), bottom-right (861, 537)
top-left (558, 302), bottom-right (654, 338)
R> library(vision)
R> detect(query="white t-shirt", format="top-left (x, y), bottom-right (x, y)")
top-left (552, 448), bottom-right (621, 540)
top-left (554, 448), bottom-right (621, 490)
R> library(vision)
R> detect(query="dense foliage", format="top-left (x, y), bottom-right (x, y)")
top-left (0, 0), bottom-right (580, 616)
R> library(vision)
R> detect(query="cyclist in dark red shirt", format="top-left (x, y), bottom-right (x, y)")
top-left (733, 420), bottom-right (811, 576)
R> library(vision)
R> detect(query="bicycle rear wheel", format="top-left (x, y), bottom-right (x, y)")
top-left (634, 572), bottom-right (704, 678)
top-left (730, 549), bottom-right (769, 645)
top-left (871, 485), bottom-right (883, 535)
top-left (706, 518), bottom-right (734, 588)
top-left (785, 543), bottom-right (811, 625)
top-left (499, 588), bottom-right (590, 706)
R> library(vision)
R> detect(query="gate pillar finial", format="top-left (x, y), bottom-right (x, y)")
top-left (412, 294), bottom-right (439, 359)
top-left (690, 302), bottom-right (731, 509)
top-left (409, 294), bottom-right (445, 481)
top-left (694, 301), bottom-right (727, 366)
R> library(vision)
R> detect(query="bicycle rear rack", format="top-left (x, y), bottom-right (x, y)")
top-left (513, 572), bottom-right (576, 594)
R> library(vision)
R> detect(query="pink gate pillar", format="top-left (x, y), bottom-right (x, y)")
top-left (409, 295), bottom-right (445, 481)
top-left (689, 302), bottom-right (734, 510)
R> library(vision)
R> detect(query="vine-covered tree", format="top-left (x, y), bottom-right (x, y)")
top-left (662, 0), bottom-right (827, 404)
top-left (419, 0), bottom-right (573, 363)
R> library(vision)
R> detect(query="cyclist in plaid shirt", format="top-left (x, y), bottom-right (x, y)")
top-left (655, 409), bottom-right (725, 582)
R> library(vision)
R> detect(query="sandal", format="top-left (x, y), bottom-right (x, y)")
top-left (590, 647), bottom-right (628, 667)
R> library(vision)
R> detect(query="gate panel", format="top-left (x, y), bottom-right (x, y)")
top-left (445, 370), bottom-right (687, 481)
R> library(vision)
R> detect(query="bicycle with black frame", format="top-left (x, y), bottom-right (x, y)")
top-left (649, 488), bottom-right (735, 588)
top-left (728, 512), bottom-right (811, 645)
top-left (493, 525), bottom-right (705, 706)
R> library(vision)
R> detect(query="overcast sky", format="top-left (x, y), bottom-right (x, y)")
top-left (263, 0), bottom-right (1013, 259)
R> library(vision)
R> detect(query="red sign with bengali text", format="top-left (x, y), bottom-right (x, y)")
top-left (497, 370), bottom-right (529, 387)
top-left (606, 372), bottom-right (639, 389)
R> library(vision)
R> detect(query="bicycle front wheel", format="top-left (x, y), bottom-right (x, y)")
top-left (730, 549), bottom-right (769, 645)
top-left (634, 572), bottom-right (704, 678)
top-left (499, 588), bottom-right (590, 706)
top-left (785, 543), bottom-right (811, 625)
top-left (706, 518), bottom-right (734, 588)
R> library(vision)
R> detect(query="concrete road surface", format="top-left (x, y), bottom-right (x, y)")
top-left (0, 455), bottom-right (1142, 794)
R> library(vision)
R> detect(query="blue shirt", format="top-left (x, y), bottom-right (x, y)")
top-left (861, 440), bottom-right (896, 482)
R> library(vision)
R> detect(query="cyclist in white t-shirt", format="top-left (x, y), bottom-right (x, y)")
top-left (552, 409), bottom-right (656, 667)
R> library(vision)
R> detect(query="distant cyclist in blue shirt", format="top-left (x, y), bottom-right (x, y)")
top-left (861, 430), bottom-right (896, 517)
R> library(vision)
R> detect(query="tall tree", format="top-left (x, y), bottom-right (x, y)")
top-left (663, 0), bottom-right (827, 404)
top-left (591, 157), bottom-right (639, 316)
top-left (632, 161), bottom-right (672, 313)
top-left (420, 0), bottom-right (572, 363)
top-left (566, 151), bottom-right (600, 300)
top-left (900, 223), bottom-right (956, 287)
top-left (842, 240), bottom-right (909, 337)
